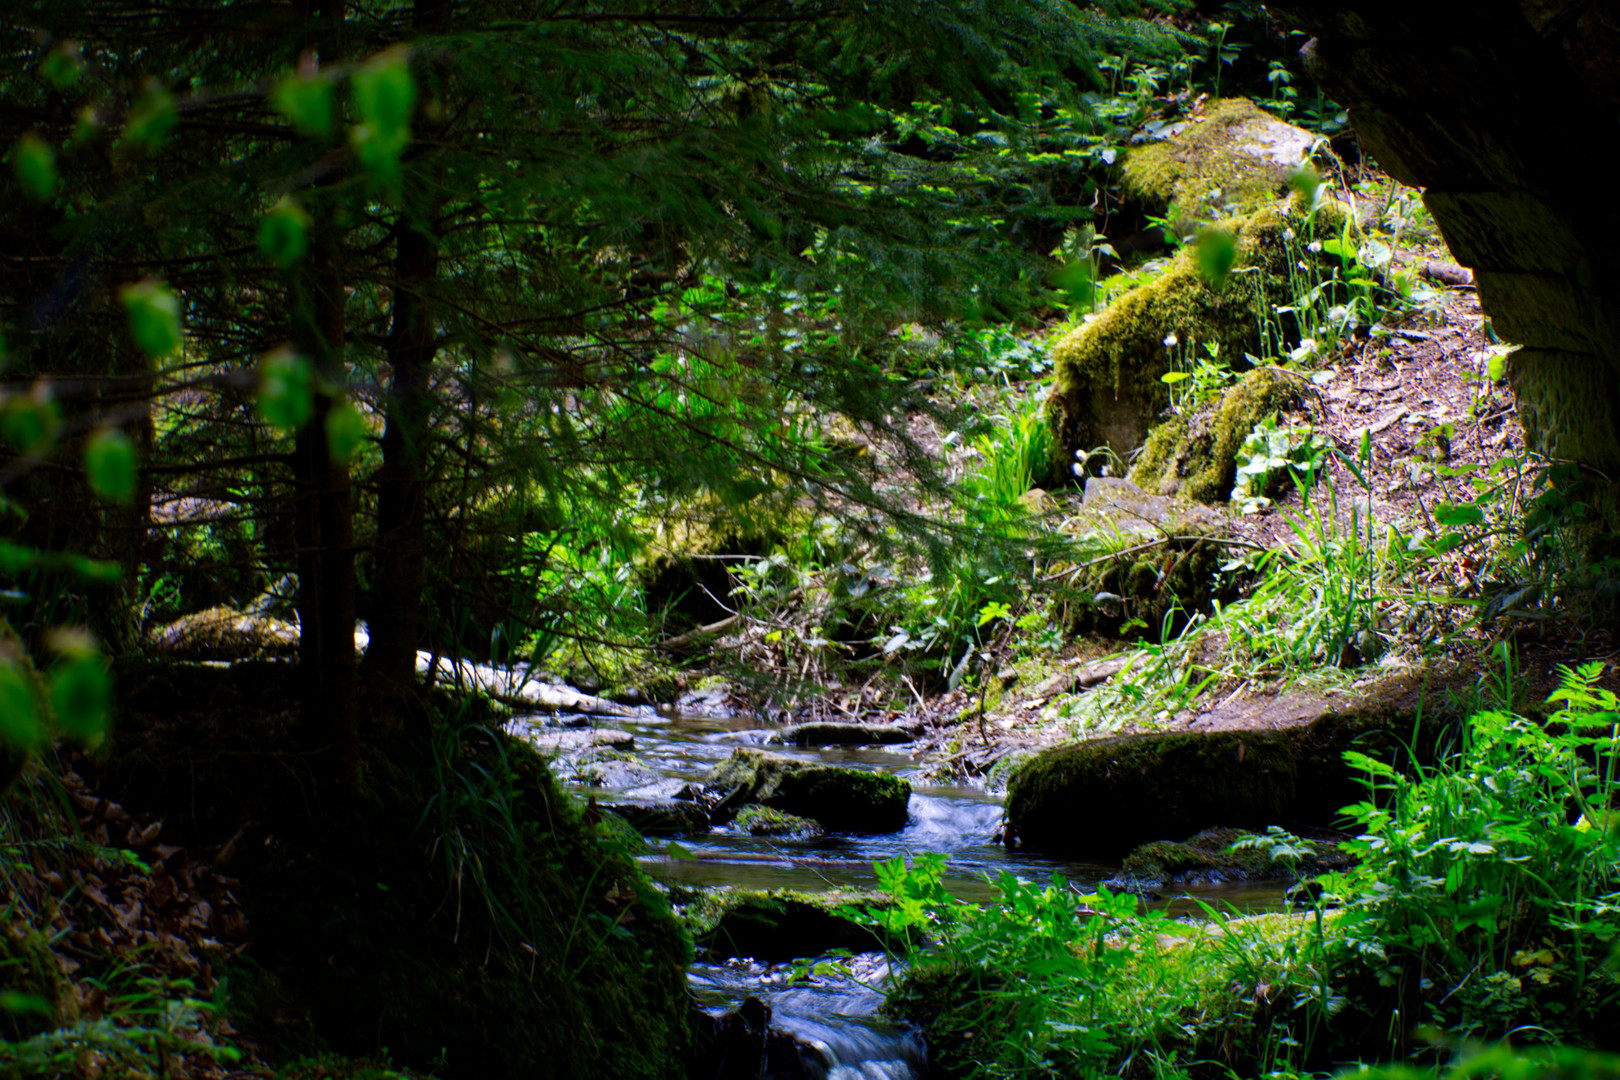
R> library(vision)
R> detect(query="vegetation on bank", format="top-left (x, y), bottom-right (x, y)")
top-left (862, 665), bottom-right (1620, 1079)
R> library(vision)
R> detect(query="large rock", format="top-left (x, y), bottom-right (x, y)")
top-left (1123, 97), bottom-right (1318, 236)
top-left (1045, 201), bottom-right (1347, 475)
top-left (1267, 2), bottom-right (1620, 472)
top-left (1004, 688), bottom-right (1459, 858)
top-left (707, 749), bottom-right (910, 833)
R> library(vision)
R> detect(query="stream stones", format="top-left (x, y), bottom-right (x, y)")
top-left (707, 748), bottom-right (911, 833)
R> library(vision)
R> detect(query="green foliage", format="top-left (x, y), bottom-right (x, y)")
top-left (1230, 414), bottom-right (1325, 513)
top-left (117, 279), bottom-right (183, 359)
top-left (82, 430), bottom-right (137, 503)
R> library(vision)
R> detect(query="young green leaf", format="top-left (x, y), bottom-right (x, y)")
top-left (0, 663), bottom-right (43, 752)
top-left (0, 392), bottom-right (61, 454)
top-left (258, 197), bottom-right (311, 267)
top-left (84, 429), bottom-right (138, 502)
top-left (1434, 502), bottom-right (1485, 527)
top-left (272, 71), bottom-right (335, 138)
top-left (41, 41), bottom-right (84, 92)
top-left (119, 278), bottom-right (183, 357)
top-left (325, 399), bottom-right (368, 463)
top-left (48, 656), bottom-right (111, 740)
top-left (122, 84), bottom-right (178, 150)
top-left (257, 349), bottom-right (313, 430)
top-left (11, 133), bottom-right (58, 201)
top-left (1194, 228), bottom-right (1237, 287)
top-left (350, 48), bottom-right (415, 183)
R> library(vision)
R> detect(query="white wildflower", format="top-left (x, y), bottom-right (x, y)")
top-left (1283, 227), bottom-right (1296, 242)
top-left (1162, 332), bottom-right (1178, 348)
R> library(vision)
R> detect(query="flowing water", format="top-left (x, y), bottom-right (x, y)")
top-left (462, 662), bottom-right (1288, 1078)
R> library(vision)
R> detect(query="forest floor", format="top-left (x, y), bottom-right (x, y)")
top-left (766, 254), bottom-right (1620, 781)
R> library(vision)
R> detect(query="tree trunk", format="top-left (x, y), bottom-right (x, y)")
top-left (292, 234), bottom-right (358, 783)
top-left (363, 217), bottom-right (437, 710)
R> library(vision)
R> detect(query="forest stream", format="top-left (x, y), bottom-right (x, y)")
top-left (433, 656), bottom-right (1295, 1079)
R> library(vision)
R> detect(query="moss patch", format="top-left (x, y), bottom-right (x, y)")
top-left (733, 804), bottom-right (821, 839)
top-left (1107, 826), bottom-right (1354, 894)
top-left (1004, 691), bottom-right (1461, 859)
top-left (1045, 201), bottom-right (1347, 475)
top-left (688, 889), bottom-right (895, 961)
top-left (708, 748), bottom-right (911, 833)
top-left (1122, 98), bottom-right (1316, 234)
top-left (1127, 366), bottom-right (1310, 503)
top-left (1062, 527), bottom-right (1245, 640)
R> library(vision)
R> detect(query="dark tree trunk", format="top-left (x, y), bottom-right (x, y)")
top-left (362, 218), bottom-right (437, 708)
top-left (292, 235), bottom-right (358, 783)
top-left (361, 0), bottom-right (448, 721)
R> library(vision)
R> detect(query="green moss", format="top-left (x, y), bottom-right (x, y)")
top-left (1116, 827), bottom-right (1352, 889)
top-left (709, 748), bottom-right (911, 833)
top-left (688, 889), bottom-right (896, 961)
top-left (1127, 366), bottom-right (1309, 503)
top-left (1122, 98), bottom-right (1314, 233)
top-left (733, 805), bottom-right (820, 838)
top-left (1062, 529), bottom-right (1241, 640)
top-left (0, 926), bottom-right (64, 1041)
top-left (241, 728), bottom-right (694, 1079)
top-left (1046, 200), bottom-right (1324, 475)
top-left (1004, 731), bottom-right (1299, 858)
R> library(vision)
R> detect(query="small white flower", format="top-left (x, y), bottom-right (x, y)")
top-left (1162, 332), bottom-right (1178, 348)
top-left (1072, 462), bottom-right (1085, 476)
top-left (1283, 227), bottom-right (1296, 241)
top-left (1306, 241), bottom-right (1322, 253)
top-left (1298, 261), bottom-right (1308, 271)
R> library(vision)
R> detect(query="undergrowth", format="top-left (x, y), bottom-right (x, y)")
top-left (861, 663), bottom-right (1620, 1079)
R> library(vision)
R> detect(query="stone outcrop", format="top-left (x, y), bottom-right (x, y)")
top-left (1268, 1), bottom-right (1620, 471)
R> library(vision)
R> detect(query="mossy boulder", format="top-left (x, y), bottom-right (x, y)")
top-left (708, 748), bottom-right (911, 833)
top-left (1061, 524), bottom-right (1242, 641)
top-left (609, 798), bottom-right (713, 837)
top-left (1123, 98), bottom-right (1317, 234)
top-left (1005, 731), bottom-right (1299, 858)
top-left (1103, 826), bottom-right (1355, 894)
top-left (1127, 367), bottom-right (1310, 503)
top-left (1005, 687), bottom-right (1461, 859)
top-left (1045, 201), bottom-right (1348, 476)
top-left (733, 804), bottom-right (822, 839)
top-left (775, 721), bottom-right (918, 746)
top-left (147, 606), bottom-right (299, 659)
top-left (691, 889), bottom-right (894, 961)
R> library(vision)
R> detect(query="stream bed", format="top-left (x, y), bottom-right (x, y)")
top-left (456, 661), bottom-right (1288, 1078)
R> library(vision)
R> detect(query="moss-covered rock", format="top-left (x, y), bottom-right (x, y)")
top-left (1123, 98), bottom-right (1317, 234)
top-left (776, 721), bottom-right (917, 746)
top-left (1061, 525), bottom-right (1242, 640)
top-left (609, 798), bottom-right (713, 837)
top-left (1103, 826), bottom-right (1354, 894)
top-left (732, 804), bottom-right (821, 839)
top-left (1045, 201), bottom-right (1347, 476)
top-left (690, 889), bottom-right (894, 961)
top-left (147, 606), bottom-right (299, 659)
top-left (708, 748), bottom-right (911, 833)
top-left (1004, 731), bottom-right (1299, 858)
top-left (1127, 367), bottom-right (1310, 503)
top-left (1004, 687), bottom-right (1461, 859)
